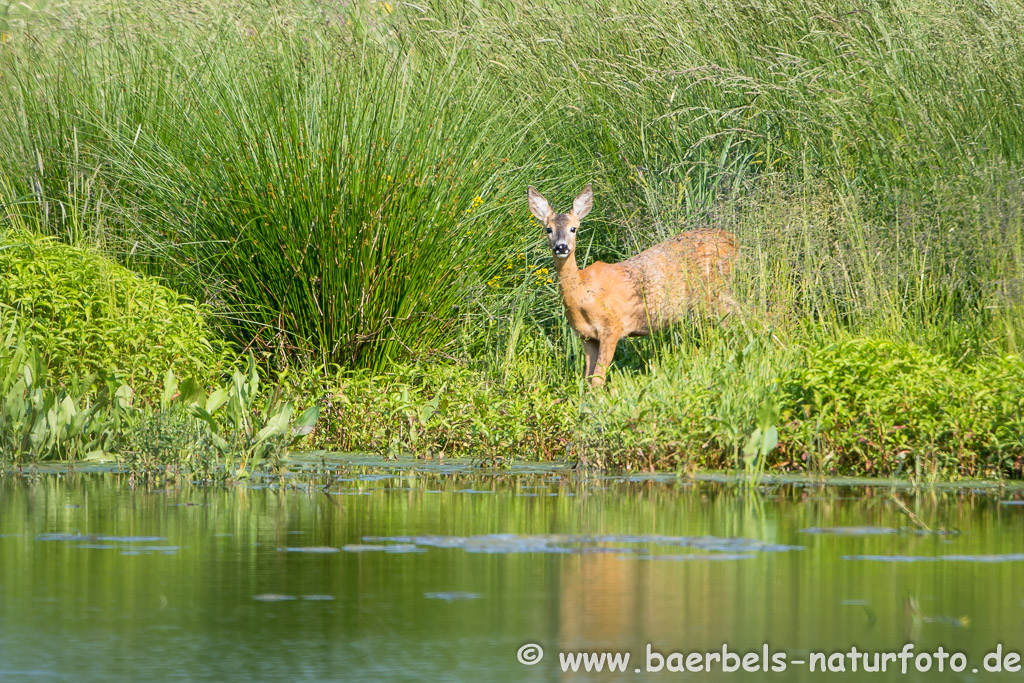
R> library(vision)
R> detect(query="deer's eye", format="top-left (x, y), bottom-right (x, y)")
top-left (546, 227), bottom-right (553, 234)
top-left (570, 227), bottom-right (577, 233)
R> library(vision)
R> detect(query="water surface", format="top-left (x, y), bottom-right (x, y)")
top-left (2, 457), bottom-right (1023, 680)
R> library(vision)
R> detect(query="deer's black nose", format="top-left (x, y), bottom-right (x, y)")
top-left (553, 242), bottom-right (569, 256)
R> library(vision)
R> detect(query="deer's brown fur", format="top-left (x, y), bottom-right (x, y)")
top-left (528, 184), bottom-right (738, 387)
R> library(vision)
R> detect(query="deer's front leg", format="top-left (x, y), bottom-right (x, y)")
top-left (590, 335), bottom-right (620, 387)
top-left (583, 339), bottom-right (599, 383)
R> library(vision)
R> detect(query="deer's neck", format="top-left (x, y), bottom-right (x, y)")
top-left (555, 253), bottom-right (583, 312)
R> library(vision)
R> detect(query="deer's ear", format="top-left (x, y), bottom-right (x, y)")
top-left (572, 184), bottom-right (593, 219)
top-left (527, 186), bottom-right (552, 222)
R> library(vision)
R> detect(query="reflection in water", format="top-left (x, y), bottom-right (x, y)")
top-left (1, 459), bottom-right (1023, 681)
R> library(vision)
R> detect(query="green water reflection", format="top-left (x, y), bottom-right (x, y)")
top-left (1, 458), bottom-right (1023, 681)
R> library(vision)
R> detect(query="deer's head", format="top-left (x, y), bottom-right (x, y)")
top-left (527, 184), bottom-right (593, 260)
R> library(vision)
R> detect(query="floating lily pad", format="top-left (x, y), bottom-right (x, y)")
top-left (424, 592), bottom-right (481, 601)
top-left (253, 594), bottom-right (297, 602)
top-left (842, 555), bottom-right (938, 562)
top-left (941, 554), bottom-right (1024, 562)
top-left (802, 527), bottom-right (897, 535)
top-left (342, 543), bottom-right (423, 553)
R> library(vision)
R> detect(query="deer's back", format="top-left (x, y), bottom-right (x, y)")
top-left (617, 228), bottom-right (737, 330)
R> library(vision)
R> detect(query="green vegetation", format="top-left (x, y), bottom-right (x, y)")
top-left (1, 0), bottom-right (1023, 479)
top-left (0, 337), bottom-right (133, 461)
top-left (1, 333), bottom-right (318, 480)
top-left (1, 225), bottom-right (229, 393)
top-left (305, 334), bottom-right (1023, 479)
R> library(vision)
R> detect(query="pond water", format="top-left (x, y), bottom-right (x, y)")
top-left (2, 456), bottom-right (1024, 681)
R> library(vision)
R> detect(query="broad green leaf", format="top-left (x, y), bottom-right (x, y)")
top-left (210, 432), bottom-right (230, 451)
top-left (757, 400), bottom-right (779, 432)
top-left (742, 428), bottom-right (762, 460)
top-left (161, 369), bottom-right (178, 409)
top-left (177, 377), bottom-right (206, 406)
top-left (256, 406), bottom-right (292, 443)
top-left (57, 395), bottom-right (76, 425)
top-left (291, 405), bottom-right (319, 437)
top-left (187, 405), bottom-right (220, 434)
top-left (206, 388), bottom-right (229, 414)
top-left (114, 384), bottom-right (134, 407)
top-left (760, 426), bottom-right (779, 457)
top-left (83, 450), bottom-right (114, 462)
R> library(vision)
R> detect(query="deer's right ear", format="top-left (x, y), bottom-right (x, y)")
top-left (527, 186), bottom-right (552, 223)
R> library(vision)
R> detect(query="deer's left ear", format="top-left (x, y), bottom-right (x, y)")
top-left (572, 184), bottom-right (593, 219)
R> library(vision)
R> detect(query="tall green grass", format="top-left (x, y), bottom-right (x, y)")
top-left (1, 1), bottom-right (556, 368)
top-left (3, 0), bottom-right (1021, 367)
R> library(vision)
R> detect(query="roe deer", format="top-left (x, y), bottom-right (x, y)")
top-left (527, 183), bottom-right (738, 387)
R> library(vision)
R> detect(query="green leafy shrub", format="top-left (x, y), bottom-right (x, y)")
top-left (0, 229), bottom-right (230, 396)
top-left (781, 338), bottom-right (1024, 477)
top-left (110, 360), bottom-right (319, 480)
top-left (571, 331), bottom-right (791, 472)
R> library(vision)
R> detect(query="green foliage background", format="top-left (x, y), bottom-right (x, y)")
top-left (1, 0), bottom-right (1022, 476)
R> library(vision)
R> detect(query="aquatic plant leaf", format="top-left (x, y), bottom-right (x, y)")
top-left (187, 405), bottom-right (219, 436)
top-left (114, 384), bottom-right (134, 408)
top-left (177, 377), bottom-right (206, 407)
top-left (742, 428), bottom-right (762, 462)
top-left (291, 405), bottom-right (319, 437)
top-left (161, 369), bottom-right (178, 409)
top-left (206, 388), bottom-right (229, 414)
top-left (256, 405), bottom-right (291, 443)
top-left (761, 425), bottom-right (778, 455)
